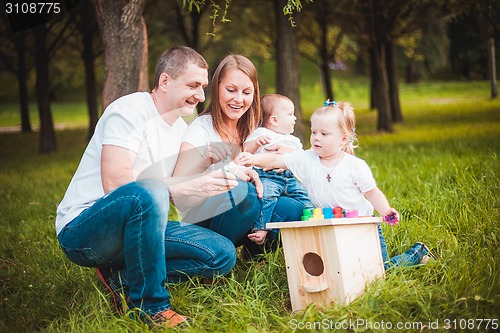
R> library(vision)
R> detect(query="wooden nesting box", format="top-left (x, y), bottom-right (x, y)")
top-left (266, 217), bottom-right (384, 312)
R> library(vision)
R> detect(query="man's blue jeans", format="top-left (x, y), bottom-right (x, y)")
top-left (57, 179), bottom-right (236, 315)
top-left (253, 169), bottom-right (312, 230)
top-left (378, 224), bottom-right (429, 270)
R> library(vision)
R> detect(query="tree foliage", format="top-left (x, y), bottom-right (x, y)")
top-left (1, 0), bottom-right (498, 151)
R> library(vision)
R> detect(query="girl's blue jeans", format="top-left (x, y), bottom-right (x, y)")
top-left (378, 224), bottom-right (429, 270)
top-left (57, 179), bottom-right (237, 315)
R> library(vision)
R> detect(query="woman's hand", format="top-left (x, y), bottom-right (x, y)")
top-left (201, 142), bottom-right (232, 168)
top-left (224, 160), bottom-right (263, 198)
top-left (234, 152), bottom-right (254, 167)
top-left (245, 168), bottom-right (263, 198)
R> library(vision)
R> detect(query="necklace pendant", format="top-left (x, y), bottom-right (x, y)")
top-left (326, 174), bottom-right (331, 182)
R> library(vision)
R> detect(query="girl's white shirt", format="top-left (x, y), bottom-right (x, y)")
top-left (283, 149), bottom-right (377, 215)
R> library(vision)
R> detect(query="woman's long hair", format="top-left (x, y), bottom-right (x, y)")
top-left (201, 54), bottom-right (261, 145)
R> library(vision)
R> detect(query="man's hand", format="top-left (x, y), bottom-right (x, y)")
top-left (169, 168), bottom-right (238, 209)
top-left (190, 168), bottom-right (238, 197)
top-left (224, 161), bottom-right (263, 198)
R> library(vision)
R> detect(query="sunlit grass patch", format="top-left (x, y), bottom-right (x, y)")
top-left (1, 80), bottom-right (499, 332)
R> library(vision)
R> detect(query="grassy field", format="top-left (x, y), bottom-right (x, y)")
top-left (1, 80), bottom-right (499, 332)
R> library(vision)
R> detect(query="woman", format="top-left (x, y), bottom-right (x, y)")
top-left (173, 54), bottom-right (304, 254)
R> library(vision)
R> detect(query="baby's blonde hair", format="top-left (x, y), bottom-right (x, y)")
top-left (311, 101), bottom-right (358, 155)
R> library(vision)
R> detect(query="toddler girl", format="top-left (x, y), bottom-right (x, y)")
top-left (238, 101), bottom-right (435, 269)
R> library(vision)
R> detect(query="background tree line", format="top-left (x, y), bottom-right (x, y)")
top-left (0, 0), bottom-right (498, 153)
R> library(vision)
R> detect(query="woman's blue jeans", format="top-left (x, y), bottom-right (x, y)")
top-left (184, 180), bottom-right (304, 252)
top-left (183, 180), bottom-right (261, 243)
top-left (378, 224), bottom-right (429, 270)
top-left (57, 179), bottom-right (236, 315)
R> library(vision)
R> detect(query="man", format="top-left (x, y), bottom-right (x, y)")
top-left (56, 46), bottom-right (239, 328)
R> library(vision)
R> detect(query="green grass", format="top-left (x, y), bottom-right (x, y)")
top-left (1, 80), bottom-right (499, 332)
top-left (0, 102), bottom-right (95, 128)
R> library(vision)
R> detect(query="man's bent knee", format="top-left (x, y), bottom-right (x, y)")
top-left (212, 235), bottom-right (237, 275)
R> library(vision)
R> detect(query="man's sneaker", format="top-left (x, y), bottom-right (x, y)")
top-left (149, 309), bottom-right (190, 328)
top-left (416, 242), bottom-right (437, 264)
top-left (96, 267), bottom-right (129, 314)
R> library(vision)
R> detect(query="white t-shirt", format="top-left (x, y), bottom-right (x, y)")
top-left (180, 114), bottom-right (254, 221)
top-left (283, 149), bottom-right (377, 215)
top-left (55, 92), bottom-right (188, 235)
top-left (182, 114), bottom-right (241, 172)
top-left (244, 127), bottom-right (303, 154)
top-left (182, 114), bottom-right (222, 151)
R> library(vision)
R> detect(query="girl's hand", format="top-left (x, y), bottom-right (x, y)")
top-left (263, 144), bottom-right (294, 172)
top-left (264, 143), bottom-right (296, 154)
top-left (383, 208), bottom-right (400, 226)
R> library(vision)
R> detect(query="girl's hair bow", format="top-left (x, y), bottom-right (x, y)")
top-left (323, 99), bottom-right (337, 106)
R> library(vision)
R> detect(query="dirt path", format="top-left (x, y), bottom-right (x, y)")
top-left (0, 123), bottom-right (85, 133)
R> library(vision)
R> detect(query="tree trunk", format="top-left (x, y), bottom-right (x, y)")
top-left (33, 25), bottom-right (57, 153)
top-left (355, 51), bottom-right (366, 77)
top-left (93, 0), bottom-right (147, 110)
top-left (320, 58), bottom-right (333, 101)
top-left (75, 0), bottom-right (100, 140)
top-left (372, 48), bottom-right (392, 132)
top-left (319, 17), bottom-right (333, 101)
top-left (274, 0), bottom-right (304, 141)
top-left (369, 47), bottom-right (377, 110)
top-left (385, 39), bottom-right (403, 123)
top-left (15, 31), bottom-right (32, 132)
top-left (81, 20), bottom-right (99, 140)
top-left (138, 16), bottom-right (149, 92)
top-left (405, 58), bottom-right (417, 83)
top-left (172, 2), bottom-right (205, 113)
top-left (368, 0), bottom-right (392, 132)
top-left (489, 36), bottom-right (498, 99)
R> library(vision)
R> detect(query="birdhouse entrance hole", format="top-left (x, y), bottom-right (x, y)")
top-left (302, 252), bottom-right (324, 276)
